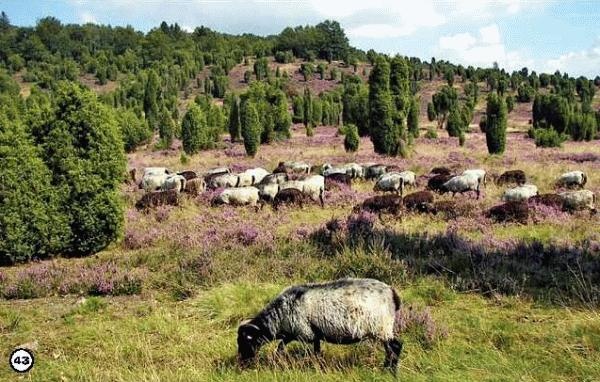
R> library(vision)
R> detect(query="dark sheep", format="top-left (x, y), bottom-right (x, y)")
top-left (427, 174), bottom-right (453, 194)
top-left (177, 170), bottom-right (198, 181)
top-left (183, 178), bottom-right (206, 197)
top-left (273, 188), bottom-right (310, 210)
top-left (403, 191), bottom-right (435, 213)
top-left (430, 167), bottom-right (452, 176)
top-left (487, 201), bottom-right (529, 224)
top-left (273, 163), bottom-right (288, 174)
top-left (325, 173), bottom-right (352, 190)
top-left (354, 194), bottom-right (403, 216)
top-left (204, 172), bottom-right (230, 188)
top-left (529, 193), bottom-right (564, 209)
top-left (135, 190), bottom-right (179, 210)
top-left (496, 170), bottom-right (526, 186)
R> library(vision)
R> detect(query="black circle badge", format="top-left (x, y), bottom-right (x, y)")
top-left (9, 348), bottom-right (34, 373)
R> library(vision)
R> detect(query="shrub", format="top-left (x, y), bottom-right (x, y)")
top-left (427, 102), bottom-right (436, 122)
top-left (517, 84), bottom-right (534, 102)
top-left (344, 124), bottom-right (359, 152)
top-left (241, 101), bottom-right (260, 156)
top-left (408, 97), bottom-right (420, 137)
top-left (506, 95), bottom-right (515, 113)
top-left (182, 104), bottom-right (211, 154)
top-left (274, 50), bottom-right (294, 64)
top-left (425, 127), bottom-right (438, 139)
top-left (118, 108), bottom-right (151, 152)
top-left (485, 92), bottom-right (507, 154)
top-left (446, 106), bottom-right (464, 137)
top-left (533, 128), bottom-right (567, 148)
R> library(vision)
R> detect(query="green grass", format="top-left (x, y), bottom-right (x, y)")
top-left (1, 282), bottom-right (599, 381)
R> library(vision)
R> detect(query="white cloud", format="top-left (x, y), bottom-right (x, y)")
top-left (437, 24), bottom-right (533, 71)
top-left (544, 38), bottom-right (600, 77)
top-left (79, 11), bottom-right (97, 24)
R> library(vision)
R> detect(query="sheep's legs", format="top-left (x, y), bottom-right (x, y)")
top-left (383, 338), bottom-right (403, 374)
top-left (313, 339), bottom-right (321, 354)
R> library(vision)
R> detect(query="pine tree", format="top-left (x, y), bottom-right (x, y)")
top-left (344, 124), bottom-right (360, 152)
top-left (144, 69), bottom-right (160, 129)
top-left (228, 95), bottom-right (241, 142)
top-left (273, 90), bottom-right (291, 138)
top-left (407, 97), bottom-right (420, 137)
top-left (303, 87), bottom-right (313, 128)
top-left (427, 102), bottom-right (436, 122)
top-left (241, 100), bottom-right (260, 157)
top-left (369, 56), bottom-right (399, 156)
top-left (158, 106), bottom-right (175, 147)
top-left (181, 104), bottom-right (209, 154)
top-left (485, 92), bottom-right (507, 154)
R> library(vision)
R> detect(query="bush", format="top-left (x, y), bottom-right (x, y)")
top-left (485, 93), bottom-right (507, 154)
top-left (427, 102), bottom-right (436, 122)
top-left (181, 104), bottom-right (211, 154)
top-left (274, 50), bottom-right (294, 64)
top-left (517, 84), bottom-right (534, 102)
top-left (344, 124), bottom-right (359, 152)
top-left (446, 107), bottom-right (464, 137)
top-left (425, 127), bottom-right (438, 139)
top-left (506, 95), bottom-right (515, 113)
top-left (533, 128), bottom-right (567, 147)
top-left (118, 108), bottom-right (151, 152)
top-left (408, 97), bottom-right (420, 137)
top-left (241, 101), bottom-right (261, 156)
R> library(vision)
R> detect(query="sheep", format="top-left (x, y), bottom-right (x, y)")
top-left (183, 177), bottom-right (206, 196)
top-left (237, 172), bottom-right (256, 187)
top-left (495, 170), bottom-right (526, 186)
top-left (325, 173), bottom-right (352, 190)
top-left (559, 190), bottom-right (596, 213)
top-left (243, 167), bottom-right (270, 185)
top-left (237, 278), bottom-right (403, 373)
top-left (301, 175), bottom-right (325, 207)
top-left (205, 167), bottom-right (230, 176)
top-left (274, 161), bottom-right (311, 174)
top-left (403, 191), bottom-right (435, 213)
top-left (354, 194), bottom-right (403, 216)
top-left (273, 188), bottom-right (310, 210)
top-left (177, 170), bottom-right (198, 181)
top-left (161, 174), bottom-right (187, 193)
top-left (462, 169), bottom-right (487, 187)
top-left (374, 172), bottom-right (405, 196)
top-left (430, 167), bottom-right (452, 176)
top-left (259, 173), bottom-right (288, 185)
top-left (529, 193), bottom-right (564, 209)
top-left (398, 171), bottom-right (417, 188)
top-left (209, 173), bottom-right (240, 189)
top-left (135, 190), bottom-right (179, 210)
top-left (211, 187), bottom-right (260, 206)
top-left (365, 164), bottom-right (388, 180)
top-left (556, 171), bottom-right (587, 189)
top-left (257, 183), bottom-right (280, 203)
top-left (502, 184), bottom-right (538, 202)
top-left (443, 174), bottom-right (481, 199)
top-left (140, 167), bottom-right (172, 192)
top-left (487, 201), bottom-right (529, 224)
top-left (427, 174), bottom-right (453, 194)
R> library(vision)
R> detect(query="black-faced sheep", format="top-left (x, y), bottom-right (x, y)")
top-left (237, 278), bottom-right (403, 373)
top-left (495, 170), bottom-right (526, 186)
top-left (403, 191), bottom-right (435, 213)
top-left (135, 190), bottom-right (179, 210)
top-left (487, 201), bottom-right (529, 224)
top-left (354, 194), bottom-right (403, 216)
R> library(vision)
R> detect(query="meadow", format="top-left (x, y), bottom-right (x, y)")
top-left (1, 121), bottom-right (600, 381)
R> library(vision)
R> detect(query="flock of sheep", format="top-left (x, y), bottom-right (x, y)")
top-left (132, 161), bottom-right (596, 224)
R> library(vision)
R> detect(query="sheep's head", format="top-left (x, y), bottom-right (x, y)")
top-left (237, 321), bottom-right (267, 363)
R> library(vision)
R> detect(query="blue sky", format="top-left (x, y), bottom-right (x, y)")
top-left (1, 0), bottom-right (599, 77)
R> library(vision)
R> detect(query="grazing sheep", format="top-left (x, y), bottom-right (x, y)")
top-left (529, 193), bottom-right (564, 209)
top-left (354, 194), bottom-right (403, 216)
top-left (556, 171), bottom-right (587, 189)
top-left (385, 164), bottom-right (401, 173)
top-left (237, 278), bottom-right (403, 373)
top-left (430, 167), bottom-right (452, 176)
top-left (427, 174), bottom-right (453, 194)
top-left (237, 172), bottom-right (256, 187)
top-left (502, 184), bottom-right (538, 202)
top-left (279, 180), bottom-right (306, 193)
top-left (259, 173), bottom-right (288, 185)
top-left (209, 173), bottom-right (240, 189)
top-left (487, 202), bottom-right (529, 224)
top-left (496, 170), bottom-right (526, 186)
top-left (161, 174), bottom-right (187, 193)
top-left (140, 167), bottom-right (172, 192)
top-left (323, 163), bottom-right (364, 179)
top-left (365, 164), bottom-right (388, 180)
top-left (559, 190), bottom-right (596, 213)
top-left (443, 174), bottom-right (481, 199)
top-left (275, 161), bottom-right (311, 174)
top-left (273, 188), bottom-right (310, 210)
top-left (135, 190), bottom-right (179, 210)
top-left (177, 170), bottom-right (198, 181)
top-left (206, 167), bottom-right (230, 176)
top-left (183, 178), bottom-right (206, 196)
top-left (398, 171), bottom-right (417, 188)
top-left (212, 187), bottom-right (260, 206)
top-left (243, 168), bottom-right (270, 185)
top-left (374, 173), bottom-right (405, 196)
top-left (257, 183), bottom-right (280, 203)
top-left (403, 191), bottom-right (435, 213)
top-left (325, 173), bottom-right (352, 190)
top-left (301, 175), bottom-right (326, 207)
top-left (462, 169), bottom-right (487, 187)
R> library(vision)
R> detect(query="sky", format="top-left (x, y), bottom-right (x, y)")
top-left (1, 0), bottom-right (599, 77)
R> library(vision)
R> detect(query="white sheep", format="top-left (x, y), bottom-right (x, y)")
top-left (243, 168), bottom-right (269, 185)
top-left (462, 169), bottom-right (487, 187)
top-left (374, 172), bottom-right (405, 196)
top-left (140, 167), bottom-right (172, 192)
top-left (209, 173), bottom-right (240, 189)
top-left (161, 174), bottom-right (186, 193)
top-left (212, 187), bottom-right (260, 206)
top-left (556, 171), bottom-right (587, 189)
top-left (257, 183), bottom-right (280, 203)
top-left (502, 184), bottom-right (539, 202)
top-left (443, 174), bottom-right (482, 199)
top-left (559, 190), bottom-right (596, 213)
top-left (237, 278), bottom-right (403, 373)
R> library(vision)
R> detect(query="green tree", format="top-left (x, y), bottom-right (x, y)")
top-left (369, 56), bottom-right (400, 156)
top-left (292, 95), bottom-right (304, 123)
top-left (432, 85), bottom-right (458, 129)
top-left (427, 102), bottom-right (436, 122)
top-left (241, 100), bottom-right (261, 157)
top-left (273, 90), bottom-right (291, 138)
top-left (344, 123), bottom-right (360, 152)
top-left (118, 108), bottom-right (152, 152)
top-left (407, 97), bottom-right (420, 137)
top-left (446, 106), bottom-right (464, 137)
top-left (506, 95), bottom-right (515, 113)
top-left (144, 69), bottom-right (160, 128)
top-left (181, 104), bottom-right (210, 154)
top-left (228, 95), bottom-right (241, 142)
top-left (158, 106), bottom-right (175, 147)
top-left (303, 87), bottom-right (313, 128)
top-left (485, 92), bottom-right (507, 154)
top-left (32, 82), bottom-right (125, 256)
